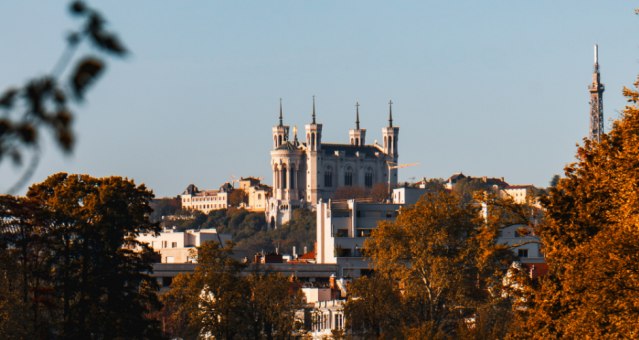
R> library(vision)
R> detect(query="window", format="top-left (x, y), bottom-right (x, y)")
top-left (172, 242), bottom-right (177, 248)
top-left (345, 166), bottom-right (353, 186)
top-left (324, 166), bottom-right (333, 187)
top-left (518, 249), bottom-right (528, 258)
top-left (282, 167), bottom-right (287, 189)
top-left (365, 167), bottom-right (373, 188)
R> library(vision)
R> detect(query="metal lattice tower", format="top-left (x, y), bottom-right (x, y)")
top-left (589, 44), bottom-right (605, 142)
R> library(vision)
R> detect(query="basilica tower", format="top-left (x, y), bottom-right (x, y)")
top-left (349, 102), bottom-right (366, 146)
top-left (589, 44), bottom-right (605, 142)
top-left (305, 96), bottom-right (323, 203)
top-left (382, 100), bottom-right (399, 188)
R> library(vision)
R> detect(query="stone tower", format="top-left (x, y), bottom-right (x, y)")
top-left (589, 44), bottom-right (605, 142)
top-left (349, 102), bottom-right (366, 146)
top-left (382, 100), bottom-right (399, 188)
top-left (305, 96), bottom-right (322, 203)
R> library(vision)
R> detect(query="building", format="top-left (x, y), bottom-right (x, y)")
top-left (137, 227), bottom-right (231, 264)
top-left (497, 224), bottom-right (544, 266)
top-left (316, 199), bottom-right (401, 278)
top-left (238, 177), bottom-right (271, 212)
top-left (500, 185), bottom-right (536, 204)
top-left (392, 186), bottom-right (430, 205)
top-left (180, 183), bottom-right (233, 214)
top-left (266, 98), bottom-right (399, 227)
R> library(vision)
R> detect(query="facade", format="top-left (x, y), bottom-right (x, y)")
top-left (137, 227), bottom-right (231, 264)
top-left (180, 183), bottom-right (233, 214)
top-left (267, 99), bottom-right (399, 227)
top-left (316, 199), bottom-right (401, 278)
top-left (392, 186), bottom-right (429, 205)
top-left (500, 185), bottom-right (535, 204)
top-left (497, 224), bottom-right (544, 266)
top-left (238, 177), bottom-right (271, 212)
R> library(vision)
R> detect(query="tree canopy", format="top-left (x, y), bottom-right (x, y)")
top-left (0, 173), bottom-right (162, 338)
top-left (521, 77), bottom-right (639, 338)
top-left (347, 190), bottom-right (527, 338)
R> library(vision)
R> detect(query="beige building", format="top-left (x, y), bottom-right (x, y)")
top-left (180, 183), bottom-right (233, 214)
top-left (238, 177), bottom-right (271, 212)
top-left (137, 227), bottom-right (231, 264)
top-left (500, 185), bottom-right (536, 204)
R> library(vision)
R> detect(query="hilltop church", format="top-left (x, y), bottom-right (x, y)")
top-left (266, 98), bottom-right (399, 227)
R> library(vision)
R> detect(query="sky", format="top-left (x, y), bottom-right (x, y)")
top-left (1, 1), bottom-right (638, 197)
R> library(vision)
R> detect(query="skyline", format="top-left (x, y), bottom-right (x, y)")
top-left (1, 1), bottom-right (638, 197)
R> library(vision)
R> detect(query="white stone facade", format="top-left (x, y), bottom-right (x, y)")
top-left (180, 184), bottom-right (232, 214)
top-left (137, 227), bottom-right (231, 264)
top-left (316, 199), bottom-right (401, 278)
top-left (267, 100), bottom-right (399, 227)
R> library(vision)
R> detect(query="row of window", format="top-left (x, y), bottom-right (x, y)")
top-left (324, 166), bottom-right (375, 188)
top-left (184, 196), bottom-right (225, 203)
top-left (312, 313), bottom-right (343, 332)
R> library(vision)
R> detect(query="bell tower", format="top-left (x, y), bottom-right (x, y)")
top-left (349, 102), bottom-right (366, 146)
top-left (273, 98), bottom-right (289, 149)
top-left (589, 44), bottom-right (605, 142)
top-left (382, 100), bottom-right (399, 159)
top-left (305, 96), bottom-right (323, 203)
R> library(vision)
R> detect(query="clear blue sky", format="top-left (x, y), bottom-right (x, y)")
top-left (1, 1), bottom-right (637, 197)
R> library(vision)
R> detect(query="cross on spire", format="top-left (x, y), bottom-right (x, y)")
top-left (355, 101), bottom-right (360, 130)
top-left (278, 98), bottom-right (283, 126)
top-left (388, 99), bottom-right (393, 127)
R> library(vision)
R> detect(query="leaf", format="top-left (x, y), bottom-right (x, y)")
top-left (91, 31), bottom-right (127, 55)
top-left (17, 124), bottom-right (36, 144)
top-left (70, 57), bottom-right (104, 99)
top-left (0, 88), bottom-right (18, 108)
top-left (69, 1), bottom-right (87, 16)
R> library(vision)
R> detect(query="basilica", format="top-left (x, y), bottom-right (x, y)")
top-left (266, 98), bottom-right (399, 227)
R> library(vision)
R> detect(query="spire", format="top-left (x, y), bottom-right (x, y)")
top-left (278, 98), bottom-right (283, 126)
top-left (355, 101), bottom-right (360, 130)
top-left (312, 95), bottom-right (316, 124)
top-left (388, 99), bottom-right (393, 127)
top-left (589, 44), bottom-right (604, 142)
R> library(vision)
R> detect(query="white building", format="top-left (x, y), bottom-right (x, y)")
top-left (267, 99), bottom-right (400, 227)
top-left (137, 227), bottom-right (232, 263)
top-left (497, 224), bottom-right (543, 265)
top-left (180, 183), bottom-right (233, 214)
top-left (392, 186), bottom-right (429, 205)
top-left (316, 199), bottom-right (401, 278)
top-left (500, 185), bottom-right (536, 205)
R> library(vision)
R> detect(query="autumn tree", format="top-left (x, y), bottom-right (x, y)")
top-left (161, 241), bottom-right (304, 339)
top-left (362, 190), bottom-right (524, 338)
top-left (344, 274), bottom-right (404, 337)
top-left (519, 77), bottom-right (639, 338)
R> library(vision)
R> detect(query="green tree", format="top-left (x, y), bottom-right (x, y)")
top-left (520, 77), bottom-right (639, 338)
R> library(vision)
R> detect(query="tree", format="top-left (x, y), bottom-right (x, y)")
top-left (363, 190), bottom-right (523, 338)
top-left (1, 1), bottom-right (126, 193)
top-left (344, 274), bottom-right (404, 337)
top-left (0, 173), bottom-right (162, 338)
top-left (520, 77), bottom-right (639, 337)
top-left (161, 241), bottom-right (304, 339)
top-left (228, 189), bottom-right (248, 207)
